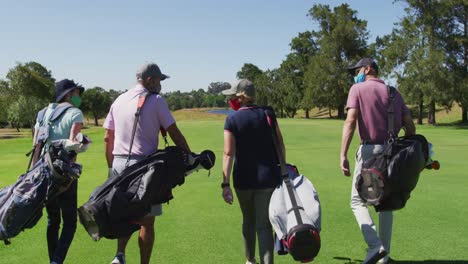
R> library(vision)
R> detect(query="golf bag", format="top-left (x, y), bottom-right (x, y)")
top-left (269, 164), bottom-right (321, 262)
top-left (0, 144), bottom-right (81, 245)
top-left (78, 147), bottom-right (215, 241)
top-left (356, 134), bottom-right (431, 211)
top-left (356, 86), bottom-right (439, 211)
top-left (266, 110), bottom-right (321, 262)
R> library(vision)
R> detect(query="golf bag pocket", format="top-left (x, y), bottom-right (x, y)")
top-left (356, 158), bottom-right (387, 206)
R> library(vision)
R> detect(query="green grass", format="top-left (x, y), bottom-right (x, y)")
top-left (0, 119), bottom-right (467, 264)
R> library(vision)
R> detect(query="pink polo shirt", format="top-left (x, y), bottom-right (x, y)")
top-left (103, 84), bottom-right (175, 156)
top-left (346, 78), bottom-right (410, 142)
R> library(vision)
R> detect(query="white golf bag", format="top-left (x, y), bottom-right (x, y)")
top-left (265, 109), bottom-right (321, 262)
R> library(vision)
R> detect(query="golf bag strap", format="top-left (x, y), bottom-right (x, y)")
top-left (36, 104), bottom-right (73, 127)
top-left (27, 104), bottom-right (73, 171)
top-left (264, 109), bottom-right (303, 225)
top-left (127, 91), bottom-right (155, 165)
top-left (387, 86), bottom-right (396, 139)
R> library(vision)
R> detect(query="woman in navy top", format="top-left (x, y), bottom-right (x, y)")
top-left (221, 79), bottom-right (285, 264)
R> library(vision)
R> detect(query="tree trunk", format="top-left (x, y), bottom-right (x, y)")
top-left (463, 105), bottom-right (467, 123)
top-left (427, 100), bottom-right (436, 125)
top-left (13, 122), bottom-right (20, 132)
top-left (94, 115), bottom-right (99, 126)
top-left (328, 108), bottom-right (332, 118)
top-left (305, 109), bottom-right (310, 119)
top-left (337, 103), bottom-right (345, 119)
top-left (418, 99), bottom-right (424, 125)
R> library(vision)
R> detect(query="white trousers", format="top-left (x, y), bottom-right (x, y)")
top-left (351, 144), bottom-right (392, 253)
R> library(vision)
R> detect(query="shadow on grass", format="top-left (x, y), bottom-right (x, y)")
top-left (333, 257), bottom-right (468, 263)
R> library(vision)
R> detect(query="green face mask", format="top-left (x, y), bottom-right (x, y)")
top-left (71, 95), bottom-right (82, 108)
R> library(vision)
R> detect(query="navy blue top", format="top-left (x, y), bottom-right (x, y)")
top-left (224, 105), bottom-right (281, 190)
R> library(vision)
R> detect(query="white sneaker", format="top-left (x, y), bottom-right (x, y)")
top-left (377, 256), bottom-right (390, 264)
top-left (363, 245), bottom-right (387, 264)
top-left (246, 259), bottom-right (256, 264)
top-left (111, 252), bottom-right (126, 264)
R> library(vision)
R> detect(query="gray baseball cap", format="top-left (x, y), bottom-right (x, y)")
top-left (136, 63), bottom-right (169, 81)
top-left (347, 57), bottom-right (379, 75)
top-left (221, 79), bottom-right (255, 97)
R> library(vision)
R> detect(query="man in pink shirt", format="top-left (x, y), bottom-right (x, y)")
top-left (103, 63), bottom-right (191, 264)
top-left (340, 58), bottom-right (415, 264)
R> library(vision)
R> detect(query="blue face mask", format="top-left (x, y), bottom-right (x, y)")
top-left (354, 73), bottom-right (366, 83)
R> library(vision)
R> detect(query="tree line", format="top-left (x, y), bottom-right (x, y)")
top-left (242, 1), bottom-right (467, 124)
top-left (0, 1), bottom-right (466, 130)
top-left (0, 65), bottom-right (230, 130)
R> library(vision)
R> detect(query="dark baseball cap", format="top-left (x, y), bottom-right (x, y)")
top-left (136, 63), bottom-right (169, 81)
top-left (221, 79), bottom-right (255, 97)
top-left (55, 79), bottom-right (84, 102)
top-left (347, 58), bottom-right (379, 75)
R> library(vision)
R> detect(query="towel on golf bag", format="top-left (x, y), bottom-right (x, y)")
top-left (269, 164), bottom-right (321, 262)
top-left (78, 146), bottom-right (215, 241)
top-left (356, 134), bottom-right (429, 211)
top-left (0, 145), bottom-right (81, 245)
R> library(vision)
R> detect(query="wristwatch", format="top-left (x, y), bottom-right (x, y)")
top-left (221, 182), bottom-right (230, 189)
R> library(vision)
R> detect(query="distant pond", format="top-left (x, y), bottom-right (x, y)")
top-left (207, 109), bottom-right (234, 115)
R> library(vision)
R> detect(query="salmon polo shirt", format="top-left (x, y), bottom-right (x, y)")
top-left (346, 78), bottom-right (410, 142)
top-left (103, 84), bottom-right (175, 156)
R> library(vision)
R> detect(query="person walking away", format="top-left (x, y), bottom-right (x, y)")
top-left (103, 62), bottom-right (191, 264)
top-left (221, 79), bottom-right (285, 264)
top-left (32, 79), bottom-right (86, 264)
top-left (340, 58), bottom-right (415, 264)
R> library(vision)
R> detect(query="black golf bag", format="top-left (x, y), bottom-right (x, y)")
top-left (0, 144), bottom-right (81, 245)
top-left (265, 110), bottom-right (321, 262)
top-left (78, 147), bottom-right (215, 241)
top-left (356, 134), bottom-right (432, 211)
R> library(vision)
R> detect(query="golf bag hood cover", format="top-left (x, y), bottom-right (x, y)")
top-left (269, 164), bottom-right (321, 262)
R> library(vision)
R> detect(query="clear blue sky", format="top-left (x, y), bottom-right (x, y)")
top-left (0, 0), bottom-right (407, 92)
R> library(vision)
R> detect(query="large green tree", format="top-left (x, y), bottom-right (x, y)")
top-left (0, 80), bottom-right (10, 126)
top-left (445, 0), bottom-right (468, 122)
top-left (4, 62), bottom-right (55, 131)
top-left (303, 4), bottom-right (368, 119)
top-left (236, 63), bottom-right (263, 82)
top-left (81, 87), bottom-right (112, 126)
top-left (277, 56), bottom-right (302, 118)
top-left (376, 0), bottom-right (456, 125)
top-left (284, 31), bottom-right (318, 118)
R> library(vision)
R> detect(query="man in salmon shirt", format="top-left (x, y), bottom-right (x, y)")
top-left (340, 58), bottom-right (415, 264)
